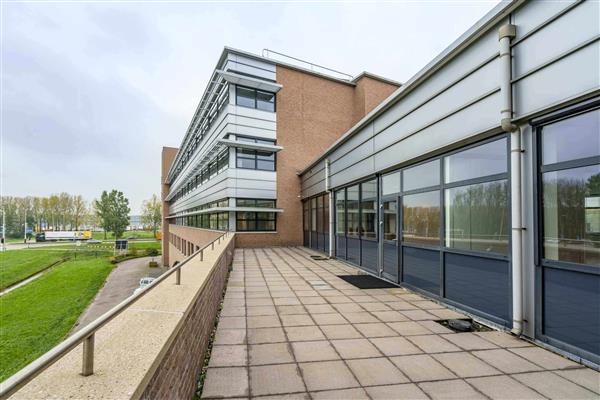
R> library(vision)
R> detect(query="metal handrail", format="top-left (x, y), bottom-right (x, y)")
top-left (0, 231), bottom-right (231, 399)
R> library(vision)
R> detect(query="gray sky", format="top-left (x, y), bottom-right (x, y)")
top-left (2, 0), bottom-right (500, 213)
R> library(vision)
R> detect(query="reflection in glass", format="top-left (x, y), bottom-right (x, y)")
top-left (256, 90), bottom-right (275, 112)
top-left (324, 194), bottom-right (330, 234)
top-left (236, 86), bottom-right (255, 108)
top-left (383, 201), bottom-right (397, 241)
top-left (361, 180), bottom-right (377, 239)
top-left (445, 180), bottom-right (509, 254)
top-left (311, 197), bottom-right (317, 233)
top-left (444, 139), bottom-right (507, 183)
top-left (317, 196), bottom-right (324, 233)
top-left (382, 172), bottom-right (401, 195)
top-left (543, 165), bottom-right (600, 265)
top-left (402, 191), bottom-right (440, 246)
top-left (542, 109), bottom-right (600, 165)
top-left (347, 185), bottom-right (360, 238)
top-left (403, 160), bottom-right (440, 191)
top-left (335, 190), bottom-right (345, 235)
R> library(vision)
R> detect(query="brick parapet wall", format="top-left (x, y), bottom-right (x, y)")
top-left (140, 237), bottom-right (234, 399)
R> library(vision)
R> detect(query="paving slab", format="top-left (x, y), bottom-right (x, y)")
top-left (250, 363), bottom-right (306, 396)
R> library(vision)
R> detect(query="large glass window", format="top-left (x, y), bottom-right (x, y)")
top-left (347, 185), bottom-right (360, 238)
top-left (382, 172), bottom-right (401, 195)
top-left (360, 180), bottom-right (377, 239)
top-left (236, 86), bottom-right (276, 112)
top-left (236, 211), bottom-right (276, 231)
top-left (303, 201), bottom-right (310, 233)
top-left (323, 194), bottom-right (330, 235)
top-left (445, 180), bottom-right (509, 254)
top-left (541, 108), bottom-right (600, 266)
top-left (444, 139), bottom-right (507, 183)
top-left (335, 190), bottom-right (345, 235)
top-left (543, 165), bottom-right (600, 265)
top-left (311, 197), bottom-right (317, 233)
top-left (236, 137), bottom-right (276, 171)
top-left (403, 160), bottom-right (440, 191)
top-left (403, 191), bottom-right (440, 246)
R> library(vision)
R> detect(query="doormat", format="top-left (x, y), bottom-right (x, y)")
top-left (338, 274), bottom-right (397, 289)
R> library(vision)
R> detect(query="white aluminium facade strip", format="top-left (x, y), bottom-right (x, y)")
top-left (217, 139), bottom-right (283, 152)
top-left (216, 70), bottom-right (283, 92)
top-left (167, 206), bottom-right (284, 219)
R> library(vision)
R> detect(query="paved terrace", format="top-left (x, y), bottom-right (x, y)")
top-left (202, 247), bottom-right (600, 400)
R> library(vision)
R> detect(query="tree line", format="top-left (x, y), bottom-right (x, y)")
top-left (1, 191), bottom-right (162, 240)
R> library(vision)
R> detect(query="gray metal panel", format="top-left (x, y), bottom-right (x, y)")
top-left (514, 41), bottom-right (600, 117)
top-left (512, 1), bottom-right (599, 78)
top-left (225, 53), bottom-right (276, 81)
top-left (512, 0), bottom-right (578, 42)
top-left (330, 157), bottom-right (375, 189)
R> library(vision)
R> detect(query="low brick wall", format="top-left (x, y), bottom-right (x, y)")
top-left (141, 237), bottom-right (234, 399)
top-left (166, 225), bottom-right (223, 266)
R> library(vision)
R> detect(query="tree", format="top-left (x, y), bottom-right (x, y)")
top-left (72, 195), bottom-right (87, 231)
top-left (141, 194), bottom-right (162, 237)
top-left (94, 190), bottom-right (130, 239)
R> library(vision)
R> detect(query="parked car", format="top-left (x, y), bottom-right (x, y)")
top-left (87, 239), bottom-right (102, 244)
top-left (133, 277), bottom-right (156, 295)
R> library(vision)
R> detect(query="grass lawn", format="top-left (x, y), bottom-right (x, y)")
top-left (91, 230), bottom-right (157, 241)
top-left (0, 249), bottom-right (70, 291)
top-left (0, 254), bottom-right (113, 381)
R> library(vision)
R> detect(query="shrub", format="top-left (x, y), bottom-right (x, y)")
top-left (146, 248), bottom-right (159, 257)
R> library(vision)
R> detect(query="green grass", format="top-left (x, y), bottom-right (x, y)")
top-left (0, 254), bottom-right (113, 381)
top-left (91, 230), bottom-right (157, 241)
top-left (0, 249), bottom-right (70, 290)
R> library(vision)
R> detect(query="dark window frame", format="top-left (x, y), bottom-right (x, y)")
top-left (235, 136), bottom-right (277, 171)
top-left (235, 85), bottom-right (276, 112)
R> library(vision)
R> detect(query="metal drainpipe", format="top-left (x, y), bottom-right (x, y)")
top-left (499, 23), bottom-right (523, 336)
top-left (325, 159), bottom-right (335, 258)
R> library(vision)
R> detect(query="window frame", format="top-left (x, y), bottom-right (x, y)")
top-left (235, 136), bottom-right (277, 171)
top-left (235, 85), bottom-right (276, 112)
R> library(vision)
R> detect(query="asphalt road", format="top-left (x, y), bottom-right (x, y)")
top-left (72, 256), bottom-right (167, 332)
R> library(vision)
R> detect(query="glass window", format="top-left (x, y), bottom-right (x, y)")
top-left (256, 90), bottom-right (275, 112)
top-left (360, 179), bottom-right (377, 239)
top-left (317, 196), bottom-right (324, 233)
top-left (444, 139), bottom-right (507, 183)
top-left (542, 165), bottom-right (600, 265)
top-left (382, 172), bottom-right (401, 196)
top-left (335, 190), bottom-right (345, 235)
top-left (324, 194), bottom-right (330, 234)
top-left (383, 201), bottom-right (397, 241)
top-left (347, 185), bottom-right (360, 238)
top-left (403, 159), bottom-right (440, 191)
top-left (236, 86), bottom-right (255, 108)
top-left (311, 197), bottom-right (317, 232)
top-left (445, 180), bottom-right (509, 254)
top-left (304, 201), bottom-right (310, 232)
top-left (542, 109), bottom-right (600, 165)
top-left (236, 211), bottom-right (276, 231)
top-left (402, 191), bottom-right (440, 246)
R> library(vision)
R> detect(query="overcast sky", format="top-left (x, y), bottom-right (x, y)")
top-left (2, 0), bottom-right (500, 213)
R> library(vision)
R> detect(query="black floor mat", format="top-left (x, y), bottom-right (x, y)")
top-left (338, 274), bottom-right (397, 289)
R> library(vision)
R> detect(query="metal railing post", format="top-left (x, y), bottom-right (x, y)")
top-left (82, 334), bottom-right (95, 376)
top-left (211, 242), bottom-right (214, 250)
top-left (200, 249), bottom-right (204, 261)
top-left (175, 268), bottom-right (181, 285)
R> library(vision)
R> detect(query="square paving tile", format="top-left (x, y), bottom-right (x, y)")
top-left (274, 297), bottom-right (301, 306)
top-left (371, 310), bottom-right (408, 322)
top-left (221, 306), bottom-right (246, 317)
top-left (277, 305), bottom-right (307, 315)
top-left (249, 343), bottom-right (294, 365)
top-left (467, 375), bottom-right (546, 399)
top-left (300, 360), bottom-right (359, 392)
top-left (332, 303), bottom-right (364, 313)
top-left (292, 341), bottom-right (340, 362)
top-left (472, 349), bottom-right (543, 374)
top-left (407, 334), bottom-right (462, 353)
top-left (353, 322), bottom-right (397, 338)
top-left (248, 327), bottom-right (287, 344)
top-left (300, 296), bottom-right (328, 305)
top-left (247, 297), bottom-right (275, 307)
top-left (554, 368), bottom-right (600, 394)
top-left (341, 312), bottom-right (379, 324)
top-left (305, 304), bottom-right (336, 314)
top-left (247, 305), bottom-right (277, 316)
top-left (248, 315), bottom-right (282, 329)
top-left (346, 357), bottom-right (408, 386)
top-left (386, 301), bottom-right (418, 311)
top-left (370, 336), bottom-right (422, 356)
top-left (387, 321), bottom-right (432, 336)
top-left (285, 325), bottom-right (326, 342)
top-left (202, 367), bottom-right (249, 398)
top-left (208, 345), bottom-right (248, 367)
top-left (281, 314), bottom-right (315, 327)
top-left (218, 316), bottom-right (246, 329)
top-left (400, 309), bottom-right (438, 321)
top-left (310, 388), bottom-right (367, 399)
top-left (508, 346), bottom-right (579, 370)
top-left (474, 331), bottom-right (532, 348)
top-left (512, 371), bottom-right (598, 399)
top-left (213, 328), bottom-right (246, 345)
top-left (433, 352), bottom-right (500, 378)
top-left (360, 302), bottom-right (392, 312)
top-left (418, 379), bottom-right (486, 399)
top-left (311, 313), bottom-right (347, 325)
top-left (319, 324), bottom-right (362, 340)
top-left (330, 338), bottom-right (382, 359)
top-left (250, 363), bottom-right (306, 396)
top-left (440, 332), bottom-right (499, 350)
top-left (366, 383), bottom-right (429, 399)
top-left (391, 354), bottom-right (456, 382)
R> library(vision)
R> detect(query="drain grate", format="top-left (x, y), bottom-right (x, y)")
top-left (435, 318), bottom-right (493, 333)
top-left (310, 255), bottom-right (329, 260)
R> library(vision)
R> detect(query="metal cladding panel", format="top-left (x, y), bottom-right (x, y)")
top-left (402, 247), bottom-right (440, 295)
top-left (303, 181), bottom-right (326, 199)
top-left (329, 123), bottom-right (374, 164)
top-left (228, 107), bottom-right (277, 134)
top-left (374, 60), bottom-right (499, 153)
top-left (543, 268), bottom-right (600, 359)
top-left (514, 42), bottom-right (600, 117)
top-left (330, 157), bottom-right (375, 189)
top-left (445, 253), bottom-right (512, 325)
top-left (302, 164), bottom-right (326, 190)
top-left (225, 53), bottom-right (276, 81)
top-left (169, 173), bottom-right (229, 214)
top-left (330, 138), bottom-right (375, 175)
top-left (512, 0), bottom-right (578, 42)
top-left (373, 26), bottom-right (500, 135)
top-left (361, 240), bottom-right (378, 273)
top-left (374, 92), bottom-right (500, 173)
top-left (513, 1), bottom-right (599, 78)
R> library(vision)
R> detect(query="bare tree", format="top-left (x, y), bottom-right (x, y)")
top-left (72, 195), bottom-right (87, 230)
top-left (141, 194), bottom-right (162, 237)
